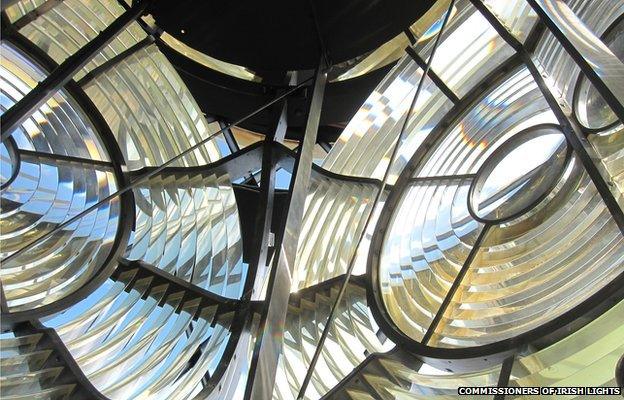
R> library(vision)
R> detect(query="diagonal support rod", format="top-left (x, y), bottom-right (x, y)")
top-left (295, 1), bottom-right (456, 398)
top-left (1, 77), bottom-right (313, 264)
top-left (245, 64), bottom-right (328, 400)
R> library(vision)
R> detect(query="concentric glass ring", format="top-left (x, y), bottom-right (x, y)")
top-left (375, 66), bottom-right (624, 351)
top-left (468, 126), bottom-right (569, 223)
top-left (1, 42), bottom-right (122, 314)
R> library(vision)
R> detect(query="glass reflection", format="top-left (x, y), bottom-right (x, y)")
top-left (469, 127), bottom-right (568, 222)
top-left (575, 17), bottom-right (624, 130)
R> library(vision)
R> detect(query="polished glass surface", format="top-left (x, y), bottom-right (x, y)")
top-left (1, 43), bottom-right (120, 313)
top-left (575, 17), bottom-right (624, 130)
top-left (0, 330), bottom-right (76, 398)
top-left (378, 65), bottom-right (624, 348)
top-left (275, 283), bottom-right (393, 399)
top-left (469, 128), bottom-right (568, 222)
top-left (380, 177), bottom-right (482, 342)
top-left (127, 172), bottom-right (245, 298)
top-left (292, 172), bottom-right (380, 290)
top-left (2, 0), bottom-right (624, 398)
top-left (16, 0), bottom-right (228, 169)
top-left (42, 274), bottom-right (234, 399)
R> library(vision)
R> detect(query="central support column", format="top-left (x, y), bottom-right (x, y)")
top-left (245, 63), bottom-right (327, 400)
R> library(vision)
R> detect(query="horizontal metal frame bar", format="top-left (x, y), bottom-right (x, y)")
top-left (115, 258), bottom-right (249, 314)
top-left (11, 0), bottom-right (64, 30)
top-left (408, 173), bottom-right (476, 183)
top-left (126, 140), bottom-right (265, 183)
top-left (290, 274), bottom-right (367, 301)
top-left (18, 148), bottom-right (114, 168)
top-left (130, 140), bottom-right (391, 189)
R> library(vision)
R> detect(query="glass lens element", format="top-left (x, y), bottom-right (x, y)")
top-left (575, 18), bottom-right (624, 130)
top-left (469, 127), bottom-right (568, 222)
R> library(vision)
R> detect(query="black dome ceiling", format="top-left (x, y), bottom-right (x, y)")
top-left (149, 0), bottom-right (435, 71)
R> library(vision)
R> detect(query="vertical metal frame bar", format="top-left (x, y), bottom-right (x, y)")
top-left (493, 355), bottom-right (515, 400)
top-left (243, 88), bottom-right (289, 301)
top-left (525, 0), bottom-right (624, 124)
top-left (245, 63), bottom-right (328, 400)
top-left (295, 2), bottom-right (456, 397)
top-left (218, 120), bottom-right (241, 154)
top-left (0, 0), bottom-right (151, 141)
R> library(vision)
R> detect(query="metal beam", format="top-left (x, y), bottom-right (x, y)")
top-left (18, 148), bottom-right (114, 168)
top-left (125, 139), bottom-right (264, 183)
top-left (218, 120), bottom-right (241, 154)
top-left (296, 2), bottom-right (456, 398)
top-left (11, 0), bottom-right (64, 30)
top-left (317, 140), bottom-right (332, 153)
top-left (243, 82), bottom-right (289, 301)
top-left (405, 46), bottom-right (460, 104)
top-left (0, 0), bottom-right (151, 141)
top-left (115, 258), bottom-right (246, 314)
top-left (493, 355), bottom-right (515, 400)
top-left (421, 225), bottom-right (490, 345)
top-left (245, 62), bottom-right (327, 400)
top-left (523, 55), bottom-right (624, 234)
top-left (77, 35), bottom-right (155, 87)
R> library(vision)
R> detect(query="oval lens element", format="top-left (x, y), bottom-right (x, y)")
top-left (469, 127), bottom-right (568, 223)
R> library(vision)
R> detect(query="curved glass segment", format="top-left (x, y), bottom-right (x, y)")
top-left (292, 172), bottom-right (381, 290)
top-left (127, 172), bottom-right (245, 298)
top-left (14, 0), bottom-right (228, 169)
top-left (323, 0), bottom-right (516, 183)
top-left (275, 282), bottom-right (393, 399)
top-left (380, 177), bottom-right (482, 343)
top-left (326, 300), bottom-right (624, 397)
top-left (536, 0), bottom-right (624, 206)
top-left (575, 16), bottom-right (624, 130)
top-left (468, 127), bottom-right (568, 223)
top-left (2, 0), bottom-right (624, 397)
top-left (377, 65), bottom-right (624, 349)
top-left (1, 42), bottom-right (110, 161)
top-left (42, 272), bottom-right (235, 399)
top-left (429, 166), bottom-right (623, 348)
top-left (0, 330), bottom-right (80, 398)
top-left (1, 43), bottom-right (120, 313)
top-left (510, 298), bottom-right (624, 389)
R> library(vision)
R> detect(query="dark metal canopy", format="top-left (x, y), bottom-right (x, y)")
top-left (149, 0), bottom-right (435, 71)
top-left (160, 43), bottom-right (394, 142)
